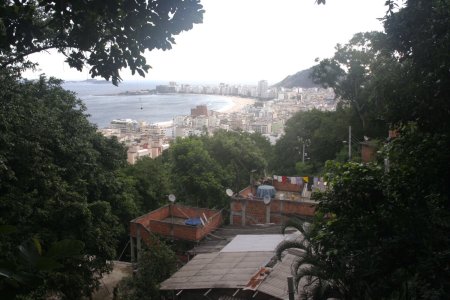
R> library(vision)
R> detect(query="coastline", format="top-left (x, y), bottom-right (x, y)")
top-left (216, 96), bottom-right (255, 113)
top-left (154, 96), bottom-right (255, 128)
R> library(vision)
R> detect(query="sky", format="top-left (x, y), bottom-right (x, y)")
top-left (23, 0), bottom-right (387, 85)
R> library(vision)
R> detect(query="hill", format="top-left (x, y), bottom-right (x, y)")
top-left (274, 67), bottom-right (320, 88)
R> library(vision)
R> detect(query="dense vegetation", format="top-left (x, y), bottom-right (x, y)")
top-left (276, 0), bottom-right (450, 299)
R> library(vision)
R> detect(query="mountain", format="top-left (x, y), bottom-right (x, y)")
top-left (274, 67), bottom-right (320, 89)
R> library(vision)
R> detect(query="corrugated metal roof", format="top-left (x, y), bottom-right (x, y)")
top-left (160, 251), bottom-right (274, 290)
top-left (257, 253), bottom-right (297, 300)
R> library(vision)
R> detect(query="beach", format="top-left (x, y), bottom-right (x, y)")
top-left (217, 96), bottom-right (256, 113)
top-left (155, 96), bottom-right (256, 127)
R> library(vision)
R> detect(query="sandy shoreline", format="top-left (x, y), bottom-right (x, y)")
top-left (155, 96), bottom-right (255, 127)
top-left (217, 96), bottom-right (255, 113)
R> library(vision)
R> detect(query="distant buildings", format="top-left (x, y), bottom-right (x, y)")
top-left (257, 79), bottom-right (269, 99)
top-left (99, 82), bottom-right (336, 164)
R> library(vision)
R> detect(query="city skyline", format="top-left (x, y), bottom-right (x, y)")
top-left (23, 0), bottom-right (387, 84)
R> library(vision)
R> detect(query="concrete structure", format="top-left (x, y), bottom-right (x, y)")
top-left (230, 179), bottom-right (317, 226)
top-left (110, 118), bottom-right (139, 133)
top-left (249, 122), bottom-right (272, 134)
top-left (360, 141), bottom-right (378, 163)
top-left (257, 80), bottom-right (268, 99)
top-left (191, 105), bottom-right (208, 117)
top-left (129, 204), bottom-right (223, 262)
top-left (127, 145), bottom-right (151, 164)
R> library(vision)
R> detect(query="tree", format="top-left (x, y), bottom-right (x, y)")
top-left (120, 157), bottom-right (171, 213)
top-left (381, 0), bottom-right (450, 133)
top-left (202, 130), bottom-right (268, 192)
top-left (272, 109), bottom-right (350, 175)
top-left (114, 239), bottom-right (177, 300)
top-left (276, 218), bottom-right (346, 299)
top-left (280, 1), bottom-right (450, 298)
top-left (311, 31), bottom-right (389, 137)
top-left (0, 0), bottom-right (204, 85)
top-left (278, 127), bottom-right (450, 299)
top-left (166, 137), bottom-right (230, 208)
top-left (0, 72), bottom-right (137, 298)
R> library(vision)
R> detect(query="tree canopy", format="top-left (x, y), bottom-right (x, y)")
top-left (0, 0), bottom-right (204, 84)
top-left (0, 73), bottom-right (137, 298)
top-left (272, 108), bottom-right (353, 175)
top-left (276, 1), bottom-right (450, 298)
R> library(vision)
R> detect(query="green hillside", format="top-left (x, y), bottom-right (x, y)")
top-left (274, 67), bottom-right (320, 88)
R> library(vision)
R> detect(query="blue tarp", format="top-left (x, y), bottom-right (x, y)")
top-left (256, 185), bottom-right (276, 198)
top-left (185, 217), bottom-right (202, 226)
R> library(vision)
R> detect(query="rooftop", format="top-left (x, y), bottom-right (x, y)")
top-left (130, 204), bottom-right (223, 243)
top-left (188, 224), bottom-right (288, 255)
top-left (161, 232), bottom-right (305, 300)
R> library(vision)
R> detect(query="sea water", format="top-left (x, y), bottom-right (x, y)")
top-left (62, 81), bottom-right (232, 128)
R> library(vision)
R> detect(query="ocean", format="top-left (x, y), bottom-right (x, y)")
top-left (62, 81), bottom-right (233, 128)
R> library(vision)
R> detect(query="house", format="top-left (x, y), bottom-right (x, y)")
top-left (129, 204), bottom-right (223, 262)
top-left (229, 176), bottom-right (318, 226)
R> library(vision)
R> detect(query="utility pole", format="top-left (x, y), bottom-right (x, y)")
top-left (302, 141), bottom-right (305, 163)
top-left (287, 276), bottom-right (295, 300)
top-left (348, 125), bottom-right (352, 160)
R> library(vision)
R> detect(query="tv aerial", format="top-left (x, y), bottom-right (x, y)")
top-left (263, 195), bottom-right (271, 205)
top-left (168, 194), bottom-right (176, 203)
top-left (225, 188), bottom-right (234, 197)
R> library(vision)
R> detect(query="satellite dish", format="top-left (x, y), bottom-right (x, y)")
top-left (263, 195), bottom-right (271, 205)
top-left (225, 188), bottom-right (234, 197)
top-left (168, 194), bottom-right (176, 203)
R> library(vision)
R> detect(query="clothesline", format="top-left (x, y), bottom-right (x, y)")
top-left (272, 175), bottom-right (309, 185)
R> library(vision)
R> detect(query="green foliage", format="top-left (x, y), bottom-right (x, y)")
top-left (0, 0), bottom-right (204, 85)
top-left (312, 31), bottom-right (389, 136)
top-left (164, 131), bottom-right (270, 208)
top-left (166, 137), bottom-right (229, 208)
top-left (295, 162), bottom-right (314, 176)
top-left (120, 157), bottom-right (171, 213)
top-left (114, 240), bottom-right (177, 300)
top-left (0, 72), bottom-right (136, 298)
top-left (202, 130), bottom-right (268, 191)
top-left (272, 109), bottom-right (350, 175)
top-left (276, 1), bottom-right (450, 298)
top-left (382, 0), bottom-right (450, 133)
top-left (283, 127), bottom-right (450, 299)
top-left (276, 218), bottom-right (345, 299)
top-left (0, 233), bottom-right (85, 298)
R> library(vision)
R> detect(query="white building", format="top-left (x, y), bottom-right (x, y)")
top-left (257, 80), bottom-right (268, 99)
top-left (127, 145), bottom-right (150, 164)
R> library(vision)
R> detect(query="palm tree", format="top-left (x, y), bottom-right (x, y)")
top-left (275, 218), bottom-right (346, 300)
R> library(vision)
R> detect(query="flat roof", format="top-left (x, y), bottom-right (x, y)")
top-left (220, 235), bottom-right (286, 253)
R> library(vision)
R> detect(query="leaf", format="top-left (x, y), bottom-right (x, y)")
top-left (36, 257), bottom-right (62, 271)
top-left (0, 225), bottom-right (17, 234)
top-left (32, 236), bottom-right (42, 255)
top-left (47, 239), bottom-right (85, 259)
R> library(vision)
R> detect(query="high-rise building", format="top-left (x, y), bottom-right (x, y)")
top-left (257, 80), bottom-right (268, 99)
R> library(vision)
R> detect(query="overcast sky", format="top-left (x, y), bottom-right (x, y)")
top-left (23, 0), bottom-right (387, 85)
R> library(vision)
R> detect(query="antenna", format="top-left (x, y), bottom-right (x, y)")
top-left (263, 195), bottom-right (271, 205)
top-left (225, 188), bottom-right (234, 197)
top-left (168, 194), bottom-right (176, 203)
